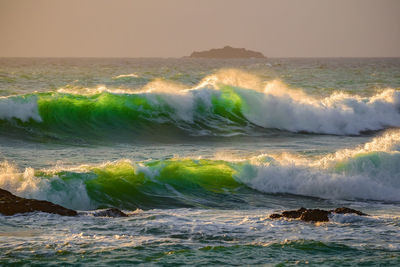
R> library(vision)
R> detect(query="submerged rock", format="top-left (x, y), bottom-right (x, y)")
top-left (330, 207), bottom-right (367, 216)
top-left (270, 207), bottom-right (368, 222)
top-left (0, 188), bottom-right (77, 216)
top-left (93, 208), bottom-right (128, 217)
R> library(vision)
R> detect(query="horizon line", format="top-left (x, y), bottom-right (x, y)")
top-left (1, 56), bottom-right (400, 59)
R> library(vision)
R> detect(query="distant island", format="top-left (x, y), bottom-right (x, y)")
top-left (189, 46), bottom-right (266, 59)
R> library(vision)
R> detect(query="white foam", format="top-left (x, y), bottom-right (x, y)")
top-left (238, 83), bottom-right (400, 135)
top-left (112, 73), bottom-right (139, 79)
top-left (56, 85), bottom-right (139, 95)
top-left (329, 213), bottom-right (375, 224)
top-left (237, 161), bottom-right (400, 201)
top-left (235, 130), bottom-right (400, 201)
top-left (193, 69), bottom-right (264, 91)
top-left (190, 70), bottom-right (400, 135)
top-left (0, 161), bottom-right (94, 210)
top-left (187, 71), bottom-right (400, 135)
top-left (0, 96), bottom-right (42, 122)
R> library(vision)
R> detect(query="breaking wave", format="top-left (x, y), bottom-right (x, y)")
top-left (0, 70), bottom-right (399, 141)
top-left (1, 130), bottom-right (399, 210)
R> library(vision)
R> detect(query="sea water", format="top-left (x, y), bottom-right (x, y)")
top-left (0, 58), bottom-right (399, 266)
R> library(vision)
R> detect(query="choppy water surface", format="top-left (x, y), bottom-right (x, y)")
top-left (0, 58), bottom-right (400, 266)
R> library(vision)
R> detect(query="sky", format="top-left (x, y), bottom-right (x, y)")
top-left (0, 0), bottom-right (399, 57)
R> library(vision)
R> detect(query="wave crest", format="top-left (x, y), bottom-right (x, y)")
top-left (1, 70), bottom-right (400, 140)
top-left (1, 131), bottom-right (399, 210)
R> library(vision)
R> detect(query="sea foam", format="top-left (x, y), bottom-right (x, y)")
top-left (238, 130), bottom-right (400, 201)
top-left (0, 95), bottom-right (42, 122)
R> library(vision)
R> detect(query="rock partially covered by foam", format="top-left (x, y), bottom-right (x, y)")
top-left (0, 188), bottom-right (77, 216)
top-left (270, 207), bottom-right (368, 222)
top-left (93, 208), bottom-right (128, 217)
top-left (331, 207), bottom-right (367, 216)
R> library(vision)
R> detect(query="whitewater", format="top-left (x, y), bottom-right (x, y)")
top-left (0, 58), bottom-right (399, 266)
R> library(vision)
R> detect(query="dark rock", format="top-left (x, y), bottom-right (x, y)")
top-left (269, 213), bottom-right (283, 219)
top-left (300, 209), bottom-right (330, 222)
top-left (189, 46), bottom-right (266, 59)
top-left (93, 208), bottom-right (128, 217)
top-left (269, 207), bottom-right (367, 223)
top-left (331, 207), bottom-right (368, 216)
top-left (281, 207), bottom-right (307, 219)
top-left (0, 188), bottom-right (77, 216)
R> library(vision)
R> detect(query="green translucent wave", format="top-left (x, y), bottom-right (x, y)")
top-left (38, 159), bottom-right (258, 210)
top-left (29, 150), bottom-right (400, 210)
top-left (0, 86), bottom-right (257, 141)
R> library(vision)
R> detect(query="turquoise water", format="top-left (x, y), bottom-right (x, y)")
top-left (0, 58), bottom-right (400, 266)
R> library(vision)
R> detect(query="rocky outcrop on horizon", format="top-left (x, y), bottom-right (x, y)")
top-left (189, 46), bottom-right (266, 59)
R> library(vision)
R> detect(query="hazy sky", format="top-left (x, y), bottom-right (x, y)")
top-left (1, 0), bottom-right (399, 57)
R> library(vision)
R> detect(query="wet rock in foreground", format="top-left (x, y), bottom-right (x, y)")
top-left (300, 209), bottom-right (330, 222)
top-left (0, 188), bottom-right (77, 216)
top-left (282, 207), bottom-right (306, 219)
top-left (270, 207), bottom-right (368, 222)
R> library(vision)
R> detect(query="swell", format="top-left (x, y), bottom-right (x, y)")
top-left (1, 130), bottom-right (399, 210)
top-left (1, 71), bottom-right (400, 141)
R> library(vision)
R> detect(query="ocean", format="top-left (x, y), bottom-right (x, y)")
top-left (0, 57), bottom-right (399, 266)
